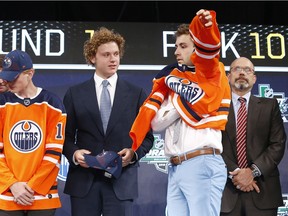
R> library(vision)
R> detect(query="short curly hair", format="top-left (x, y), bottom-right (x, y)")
top-left (83, 27), bottom-right (125, 66)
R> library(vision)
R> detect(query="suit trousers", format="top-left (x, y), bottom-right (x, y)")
top-left (70, 174), bottom-right (133, 216)
top-left (220, 192), bottom-right (278, 216)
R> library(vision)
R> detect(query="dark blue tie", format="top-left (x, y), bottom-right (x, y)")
top-left (100, 80), bottom-right (111, 133)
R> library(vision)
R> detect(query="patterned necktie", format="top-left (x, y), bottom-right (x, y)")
top-left (100, 80), bottom-right (111, 133)
top-left (236, 97), bottom-right (248, 168)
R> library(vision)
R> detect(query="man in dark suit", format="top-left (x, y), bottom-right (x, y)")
top-left (220, 57), bottom-right (286, 216)
top-left (62, 27), bottom-right (154, 216)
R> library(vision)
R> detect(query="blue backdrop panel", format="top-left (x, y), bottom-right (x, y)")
top-left (32, 69), bottom-right (288, 216)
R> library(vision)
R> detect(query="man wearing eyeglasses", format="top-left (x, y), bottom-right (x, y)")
top-left (220, 57), bottom-right (286, 216)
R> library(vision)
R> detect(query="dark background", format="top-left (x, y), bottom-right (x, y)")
top-left (0, 1), bottom-right (287, 25)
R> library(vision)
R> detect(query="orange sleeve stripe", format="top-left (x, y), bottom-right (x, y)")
top-left (189, 10), bottom-right (221, 59)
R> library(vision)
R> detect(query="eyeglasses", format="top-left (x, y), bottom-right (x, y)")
top-left (230, 66), bottom-right (254, 74)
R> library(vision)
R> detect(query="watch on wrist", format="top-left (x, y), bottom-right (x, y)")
top-left (251, 165), bottom-right (260, 178)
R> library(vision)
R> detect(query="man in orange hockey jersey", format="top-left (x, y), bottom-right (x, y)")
top-left (0, 50), bottom-right (66, 216)
top-left (132, 9), bottom-right (231, 216)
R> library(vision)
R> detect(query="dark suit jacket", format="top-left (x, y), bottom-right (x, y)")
top-left (221, 95), bottom-right (286, 212)
top-left (62, 77), bottom-right (154, 200)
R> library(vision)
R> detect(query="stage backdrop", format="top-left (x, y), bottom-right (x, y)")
top-left (0, 21), bottom-right (288, 216)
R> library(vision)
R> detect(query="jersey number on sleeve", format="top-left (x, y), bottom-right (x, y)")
top-left (56, 123), bottom-right (63, 140)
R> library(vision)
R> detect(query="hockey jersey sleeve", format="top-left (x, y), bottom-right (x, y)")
top-left (174, 10), bottom-right (231, 128)
top-left (189, 10), bottom-right (221, 78)
top-left (130, 77), bottom-right (169, 151)
top-left (130, 63), bottom-right (179, 151)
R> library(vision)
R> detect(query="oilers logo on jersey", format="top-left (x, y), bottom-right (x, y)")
top-left (165, 75), bottom-right (204, 104)
top-left (9, 120), bottom-right (43, 153)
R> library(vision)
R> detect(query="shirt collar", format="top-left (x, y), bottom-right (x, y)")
top-left (232, 91), bottom-right (251, 105)
top-left (94, 73), bottom-right (118, 88)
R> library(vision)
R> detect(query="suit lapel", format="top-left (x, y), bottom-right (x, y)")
top-left (247, 95), bottom-right (261, 147)
top-left (81, 78), bottom-right (104, 135)
top-left (226, 103), bottom-right (237, 154)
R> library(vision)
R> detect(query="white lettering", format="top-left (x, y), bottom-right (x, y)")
top-left (12, 29), bottom-right (17, 51)
top-left (0, 29), bottom-right (64, 56)
top-left (0, 29), bottom-right (17, 54)
top-left (46, 30), bottom-right (64, 56)
top-left (163, 31), bottom-right (175, 57)
top-left (221, 32), bottom-right (240, 58)
top-left (21, 29), bottom-right (41, 55)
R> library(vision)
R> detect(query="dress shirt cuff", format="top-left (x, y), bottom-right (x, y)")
top-left (228, 168), bottom-right (240, 179)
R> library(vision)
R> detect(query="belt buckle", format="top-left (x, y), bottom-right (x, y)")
top-left (171, 155), bottom-right (182, 166)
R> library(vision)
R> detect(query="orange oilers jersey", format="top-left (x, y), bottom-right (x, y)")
top-left (0, 88), bottom-right (66, 210)
top-left (130, 10), bottom-right (231, 151)
top-left (166, 63), bottom-right (230, 130)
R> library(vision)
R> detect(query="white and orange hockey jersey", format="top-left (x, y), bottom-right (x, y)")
top-left (130, 10), bottom-right (231, 151)
top-left (0, 88), bottom-right (66, 210)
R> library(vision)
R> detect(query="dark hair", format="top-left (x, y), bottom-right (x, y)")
top-left (0, 54), bottom-right (5, 68)
top-left (174, 24), bottom-right (190, 38)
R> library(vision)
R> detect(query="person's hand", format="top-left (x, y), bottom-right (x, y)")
top-left (74, 149), bottom-right (91, 168)
top-left (230, 168), bottom-right (260, 193)
top-left (196, 9), bottom-right (213, 27)
top-left (118, 148), bottom-right (135, 167)
top-left (10, 182), bottom-right (34, 206)
top-left (230, 168), bottom-right (253, 187)
top-left (239, 180), bottom-right (260, 193)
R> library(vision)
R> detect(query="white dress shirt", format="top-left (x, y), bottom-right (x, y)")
top-left (94, 73), bottom-right (118, 108)
top-left (231, 91), bottom-right (251, 125)
top-left (151, 94), bottom-right (222, 157)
